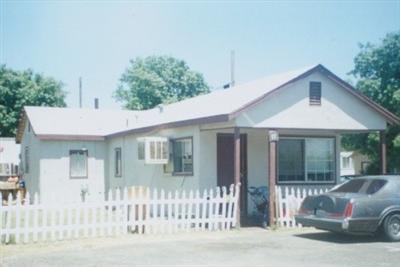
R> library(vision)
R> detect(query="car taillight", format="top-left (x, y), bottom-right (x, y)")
top-left (343, 202), bottom-right (353, 218)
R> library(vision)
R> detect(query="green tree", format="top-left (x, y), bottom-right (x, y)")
top-left (114, 56), bottom-right (209, 110)
top-left (0, 65), bottom-right (66, 137)
top-left (342, 32), bottom-right (400, 173)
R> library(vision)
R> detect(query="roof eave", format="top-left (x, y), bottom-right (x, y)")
top-left (107, 114), bottom-right (230, 138)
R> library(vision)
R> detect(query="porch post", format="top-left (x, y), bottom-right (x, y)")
top-left (234, 127), bottom-right (241, 227)
top-left (379, 130), bottom-right (387, 174)
top-left (268, 130), bottom-right (279, 227)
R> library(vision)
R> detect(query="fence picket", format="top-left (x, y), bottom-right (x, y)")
top-left (275, 185), bottom-right (333, 229)
top-left (15, 192), bottom-right (21, 244)
top-left (160, 189), bottom-right (166, 234)
top-left (23, 192), bottom-right (30, 243)
top-left (0, 184), bottom-right (240, 244)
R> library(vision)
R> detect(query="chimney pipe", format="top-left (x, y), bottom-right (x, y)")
top-left (94, 98), bottom-right (99, 109)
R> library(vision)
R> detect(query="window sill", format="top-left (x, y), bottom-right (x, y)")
top-left (172, 172), bottom-right (194, 177)
top-left (277, 181), bottom-right (336, 185)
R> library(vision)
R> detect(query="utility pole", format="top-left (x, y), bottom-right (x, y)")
top-left (79, 77), bottom-right (82, 108)
top-left (230, 50), bottom-right (235, 87)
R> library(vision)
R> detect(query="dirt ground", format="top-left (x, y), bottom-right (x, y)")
top-left (1, 227), bottom-right (399, 267)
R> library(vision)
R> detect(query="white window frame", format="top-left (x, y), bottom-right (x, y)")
top-left (137, 137), bottom-right (169, 164)
top-left (278, 136), bottom-right (336, 184)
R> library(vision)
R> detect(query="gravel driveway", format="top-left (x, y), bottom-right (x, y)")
top-left (1, 228), bottom-right (399, 267)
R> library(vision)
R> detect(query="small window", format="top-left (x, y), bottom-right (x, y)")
top-left (70, 150), bottom-right (88, 178)
top-left (341, 157), bottom-right (351, 169)
top-left (309, 81), bottom-right (321, 105)
top-left (172, 137), bottom-right (193, 175)
top-left (24, 146), bottom-right (29, 174)
top-left (114, 147), bottom-right (122, 177)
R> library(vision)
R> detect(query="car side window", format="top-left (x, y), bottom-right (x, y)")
top-left (366, 179), bottom-right (387, 195)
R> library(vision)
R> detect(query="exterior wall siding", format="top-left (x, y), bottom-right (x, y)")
top-left (106, 125), bottom-right (203, 193)
top-left (235, 72), bottom-right (388, 130)
top-left (38, 140), bottom-right (107, 203)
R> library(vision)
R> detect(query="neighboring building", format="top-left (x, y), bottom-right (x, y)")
top-left (0, 138), bottom-right (20, 180)
top-left (340, 151), bottom-right (371, 176)
top-left (16, 64), bottom-right (399, 217)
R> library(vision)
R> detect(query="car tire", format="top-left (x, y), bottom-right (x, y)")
top-left (383, 213), bottom-right (400, 242)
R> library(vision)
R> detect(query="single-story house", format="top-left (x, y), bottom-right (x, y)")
top-left (16, 64), bottom-right (399, 219)
top-left (0, 138), bottom-right (20, 179)
top-left (340, 150), bottom-right (371, 176)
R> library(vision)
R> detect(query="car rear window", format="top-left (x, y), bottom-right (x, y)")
top-left (332, 178), bottom-right (387, 194)
top-left (332, 179), bottom-right (367, 193)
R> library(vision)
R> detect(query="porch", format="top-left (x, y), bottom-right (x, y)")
top-left (198, 126), bottom-right (388, 227)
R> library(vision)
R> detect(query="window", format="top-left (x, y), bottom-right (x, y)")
top-left (114, 147), bottom-right (122, 177)
top-left (137, 137), bottom-right (168, 164)
top-left (172, 137), bottom-right (193, 175)
top-left (70, 150), bottom-right (88, 178)
top-left (341, 157), bottom-right (351, 169)
top-left (24, 146), bottom-right (29, 174)
top-left (278, 137), bottom-right (335, 183)
top-left (309, 81), bottom-right (321, 105)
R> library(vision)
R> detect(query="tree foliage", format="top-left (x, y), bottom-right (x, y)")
top-left (114, 56), bottom-right (209, 110)
top-left (0, 65), bottom-right (66, 137)
top-left (342, 32), bottom-right (400, 173)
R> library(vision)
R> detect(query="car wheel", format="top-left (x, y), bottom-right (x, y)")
top-left (384, 213), bottom-right (400, 242)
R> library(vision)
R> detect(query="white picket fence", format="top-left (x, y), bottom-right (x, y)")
top-left (275, 186), bottom-right (331, 228)
top-left (0, 184), bottom-right (240, 244)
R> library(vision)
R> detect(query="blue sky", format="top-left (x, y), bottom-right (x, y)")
top-left (1, 1), bottom-right (399, 109)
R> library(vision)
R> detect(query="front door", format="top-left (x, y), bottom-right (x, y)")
top-left (216, 133), bottom-right (248, 218)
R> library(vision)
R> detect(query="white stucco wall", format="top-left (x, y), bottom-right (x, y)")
top-left (235, 72), bottom-right (388, 130)
top-left (21, 122), bottom-right (41, 195)
top-left (106, 125), bottom-right (203, 193)
top-left (38, 140), bottom-right (107, 203)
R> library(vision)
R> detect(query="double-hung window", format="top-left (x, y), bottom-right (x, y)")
top-left (70, 150), bottom-right (88, 178)
top-left (278, 137), bottom-right (335, 183)
top-left (172, 137), bottom-right (193, 175)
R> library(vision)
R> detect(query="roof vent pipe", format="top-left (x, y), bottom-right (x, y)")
top-left (94, 98), bottom-right (99, 109)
